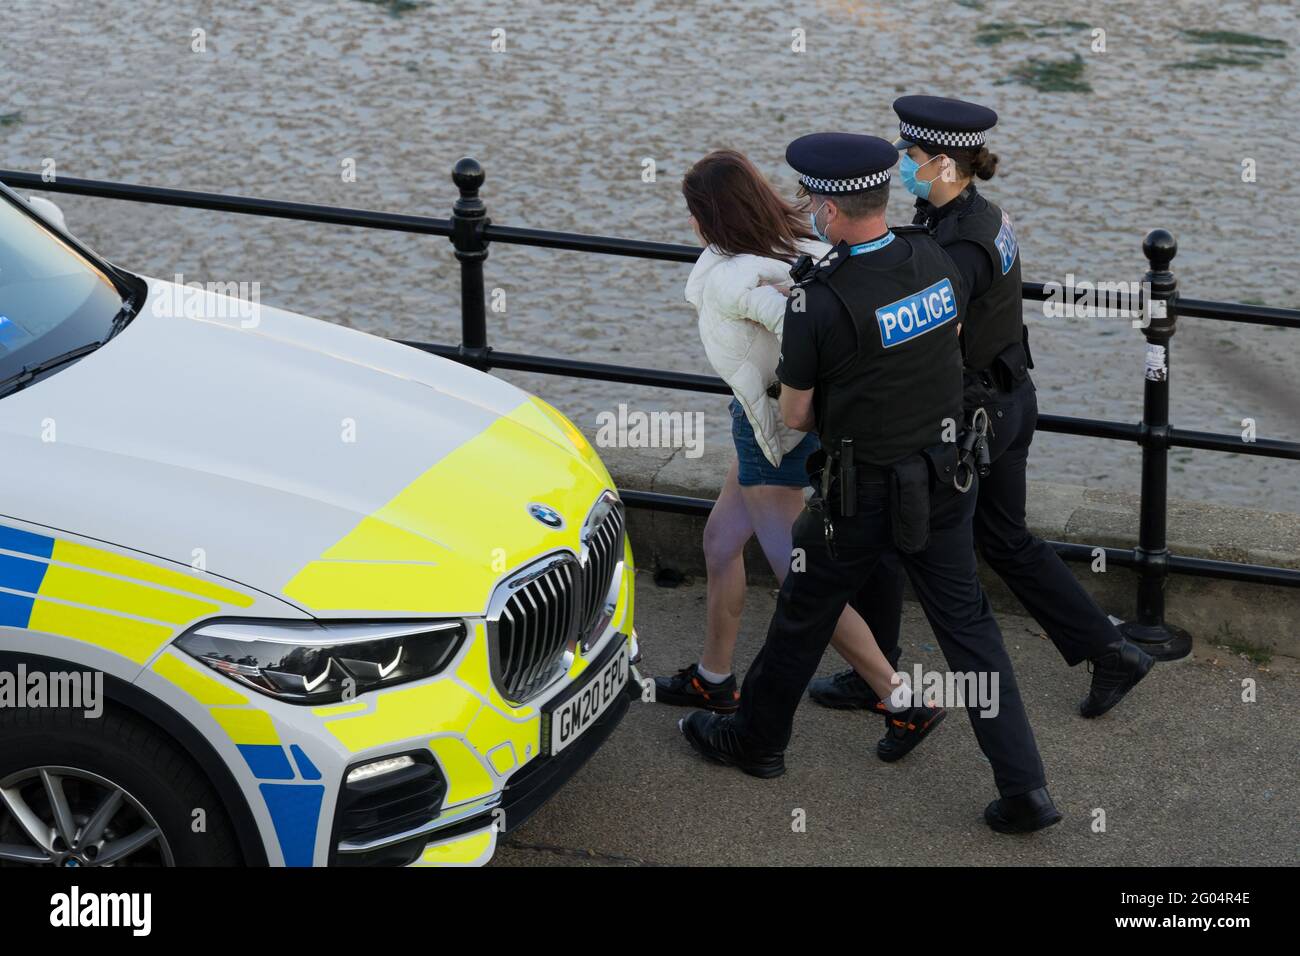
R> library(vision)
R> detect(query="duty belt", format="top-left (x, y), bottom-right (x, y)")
top-left (812, 419), bottom-right (990, 560)
top-left (812, 439), bottom-right (888, 560)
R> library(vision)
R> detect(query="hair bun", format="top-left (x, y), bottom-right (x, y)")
top-left (974, 148), bottom-right (999, 180)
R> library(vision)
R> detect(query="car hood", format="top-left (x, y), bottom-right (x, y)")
top-left (0, 279), bottom-right (613, 616)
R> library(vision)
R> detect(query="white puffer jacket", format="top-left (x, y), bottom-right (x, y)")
top-left (685, 238), bottom-right (831, 467)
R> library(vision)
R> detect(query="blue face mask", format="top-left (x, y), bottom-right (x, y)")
top-left (809, 201), bottom-right (830, 243)
top-left (899, 153), bottom-right (940, 200)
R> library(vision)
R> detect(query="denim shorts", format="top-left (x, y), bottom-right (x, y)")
top-left (730, 398), bottom-right (819, 487)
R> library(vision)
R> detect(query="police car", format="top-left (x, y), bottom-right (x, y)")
top-left (0, 183), bottom-right (636, 867)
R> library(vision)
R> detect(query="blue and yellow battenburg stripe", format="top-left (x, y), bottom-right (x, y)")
top-left (151, 651), bottom-right (325, 866)
top-left (0, 523), bottom-right (253, 664)
top-left (1, 523), bottom-right (325, 864)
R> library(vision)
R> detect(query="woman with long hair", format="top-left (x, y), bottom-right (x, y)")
top-left (652, 149), bottom-right (943, 756)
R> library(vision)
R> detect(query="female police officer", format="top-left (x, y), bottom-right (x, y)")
top-left (810, 96), bottom-right (1155, 727)
top-left (679, 131), bottom-right (1061, 834)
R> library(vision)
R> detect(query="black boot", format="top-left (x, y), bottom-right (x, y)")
top-left (808, 647), bottom-right (902, 709)
top-left (679, 711), bottom-right (785, 778)
top-left (984, 788), bottom-right (1063, 834)
top-left (876, 704), bottom-right (946, 762)
top-left (1079, 640), bottom-right (1154, 718)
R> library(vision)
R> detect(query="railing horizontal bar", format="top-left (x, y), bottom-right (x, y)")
top-left (1020, 281), bottom-right (1052, 303)
top-left (1164, 553), bottom-right (1300, 587)
top-left (0, 170), bottom-right (453, 236)
top-left (405, 340), bottom-right (1299, 454)
top-left (6, 170), bottom-right (1300, 329)
top-left (1036, 414), bottom-right (1141, 442)
top-left (1179, 296), bottom-right (1300, 328)
top-left (620, 489), bottom-right (715, 516)
top-left (400, 341), bottom-right (732, 393)
top-left (481, 223), bottom-right (699, 263)
top-left (620, 491), bottom-right (1300, 587)
top-left (1169, 428), bottom-right (1300, 460)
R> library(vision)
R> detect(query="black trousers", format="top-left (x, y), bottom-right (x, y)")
top-left (732, 478), bottom-right (1047, 798)
top-left (860, 378), bottom-right (1123, 667)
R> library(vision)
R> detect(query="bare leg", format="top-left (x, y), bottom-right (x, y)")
top-left (739, 482), bottom-right (901, 703)
top-left (700, 459), bottom-right (756, 675)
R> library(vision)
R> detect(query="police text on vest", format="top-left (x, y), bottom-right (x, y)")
top-left (875, 278), bottom-right (958, 348)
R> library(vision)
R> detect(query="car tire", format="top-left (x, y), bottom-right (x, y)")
top-left (0, 703), bottom-right (242, 866)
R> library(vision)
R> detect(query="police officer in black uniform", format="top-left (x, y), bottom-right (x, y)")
top-left (679, 132), bottom-right (1062, 833)
top-left (810, 96), bottom-right (1155, 720)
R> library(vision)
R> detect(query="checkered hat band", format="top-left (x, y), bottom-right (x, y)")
top-left (798, 169), bottom-right (891, 193)
top-left (899, 121), bottom-right (986, 148)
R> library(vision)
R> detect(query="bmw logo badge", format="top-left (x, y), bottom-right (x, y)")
top-left (528, 503), bottom-right (564, 529)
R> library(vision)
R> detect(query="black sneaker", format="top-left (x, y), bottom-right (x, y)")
top-left (984, 787), bottom-right (1063, 834)
top-left (1079, 641), bottom-right (1154, 718)
top-left (808, 646), bottom-right (902, 709)
top-left (808, 668), bottom-right (878, 709)
top-left (875, 705), bottom-right (946, 763)
top-left (653, 663), bottom-right (739, 714)
top-left (679, 711), bottom-right (785, 778)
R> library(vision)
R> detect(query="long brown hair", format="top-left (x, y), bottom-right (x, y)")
top-left (681, 149), bottom-right (813, 261)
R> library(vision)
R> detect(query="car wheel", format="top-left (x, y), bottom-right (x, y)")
top-left (0, 704), bottom-right (242, 866)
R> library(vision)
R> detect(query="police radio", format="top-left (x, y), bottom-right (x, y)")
top-left (789, 254), bottom-right (815, 284)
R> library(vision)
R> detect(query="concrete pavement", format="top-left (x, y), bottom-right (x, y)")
top-left (492, 570), bottom-right (1299, 867)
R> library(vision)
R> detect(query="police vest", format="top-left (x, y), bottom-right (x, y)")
top-left (813, 229), bottom-right (964, 468)
top-left (918, 191), bottom-right (1023, 374)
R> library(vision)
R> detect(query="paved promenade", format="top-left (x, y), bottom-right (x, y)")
top-left (493, 571), bottom-right (1299, 866)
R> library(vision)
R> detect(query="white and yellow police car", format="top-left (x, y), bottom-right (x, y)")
top-left (0, 183), bottom-right (636, 867)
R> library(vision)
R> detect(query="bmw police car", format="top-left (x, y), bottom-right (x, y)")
top-left (0, 183), bottom-right (636, 867)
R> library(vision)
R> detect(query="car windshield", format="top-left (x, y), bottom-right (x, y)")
top-left (0, 191), bottom-right (127, 388)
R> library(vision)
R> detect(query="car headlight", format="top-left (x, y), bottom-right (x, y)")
top-left (175, 620), bottom-right (467, 704)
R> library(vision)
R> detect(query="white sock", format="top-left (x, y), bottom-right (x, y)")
top-left (696, 663), bottom-right (731, 684)
top-left (883, 675), bottom-right (913, 712)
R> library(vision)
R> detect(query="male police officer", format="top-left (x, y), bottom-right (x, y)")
top-left (679, 132), bottom-right (1062, 833)
top-left (810, 96), bottom-right (1155, 721)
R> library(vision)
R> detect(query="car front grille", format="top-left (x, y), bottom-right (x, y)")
top-left (492, 556), bottom-right (580, 703)
top-left (578, 497), bottom-right (624, 650)
top-left (488, 494), bottom-right (626, 705)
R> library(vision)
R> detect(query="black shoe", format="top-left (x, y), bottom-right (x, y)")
top-left (808, 646), bottom-right (902, 709)
top-left (875, 705), bottom-right (946, 762)
top-left (653, 663), bottom-right (739, 714)
top-left (809, 668), bottom-right (879, 709)
top-left (1079, 641), bottom-right (1154, 718)
top-left (984, 788), bottom-right (1063, 834)
top-left (679, 711), bottom-right (785, 778)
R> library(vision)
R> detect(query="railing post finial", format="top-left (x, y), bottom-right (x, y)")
top-left (452, 156), bottom-right (485, 202)
top-left (450, 157), bottom-right (490, 370)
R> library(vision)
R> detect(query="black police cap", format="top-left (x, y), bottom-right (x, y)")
top-left (785, 132), bottom-right (898, 195)
top-left (892, 95), bottom-right (998, 151)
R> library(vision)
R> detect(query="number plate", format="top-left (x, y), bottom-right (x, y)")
top-left (544, 641), bottom-right (629, 755)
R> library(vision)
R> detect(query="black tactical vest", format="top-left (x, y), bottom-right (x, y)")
top-left (916, 190), bottom-right (1023, 374)
top-left (811, 229), bottom-right (964, 468)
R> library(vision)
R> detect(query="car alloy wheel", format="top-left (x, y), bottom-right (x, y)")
top-left (0, 766), bottom-right (175, 867)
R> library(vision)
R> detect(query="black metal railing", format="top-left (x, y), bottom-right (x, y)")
top-left (4, 161), bottom-right (1298, 661)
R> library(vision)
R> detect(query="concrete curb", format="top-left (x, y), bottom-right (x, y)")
top-left (586, 429), bottom-right (1300, 661)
